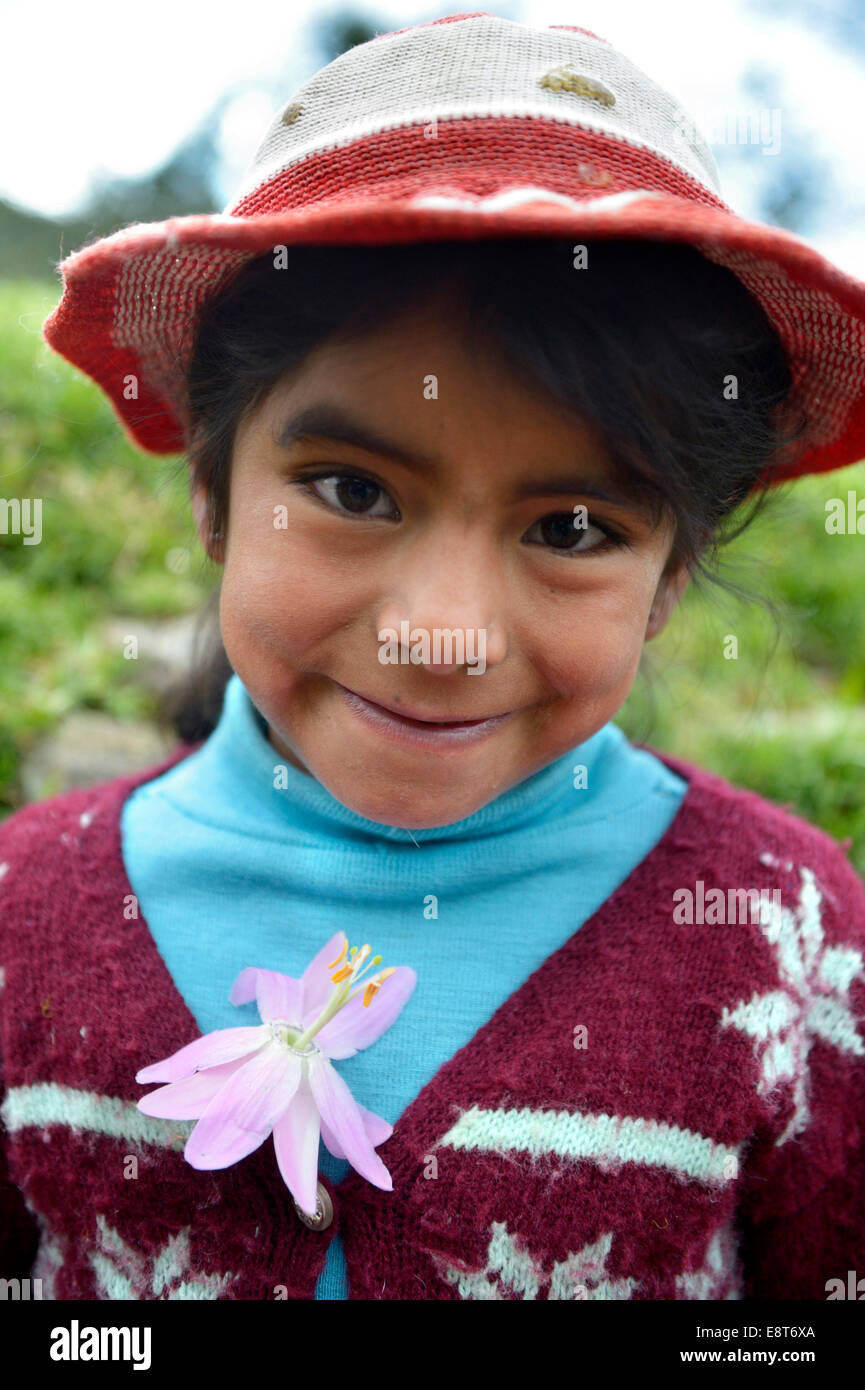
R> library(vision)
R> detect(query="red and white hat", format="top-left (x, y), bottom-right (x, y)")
top-left (42, 10), bottom-right (865, 484)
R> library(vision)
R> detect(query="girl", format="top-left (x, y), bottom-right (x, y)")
top-left (2, 12), bottom-right (865, 1302)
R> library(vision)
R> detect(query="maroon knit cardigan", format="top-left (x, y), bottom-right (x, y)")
top-left (1, 742), bottom-right (864, 1300)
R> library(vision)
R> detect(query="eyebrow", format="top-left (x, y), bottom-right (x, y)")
top-left (275, 403), bottom-right (651, 514)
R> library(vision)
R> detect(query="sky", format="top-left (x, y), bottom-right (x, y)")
top-left (2, 0), bottom-right (864, 279)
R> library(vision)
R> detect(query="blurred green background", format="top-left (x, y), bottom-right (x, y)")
top-left (1, 274), bottom-right (864, 876)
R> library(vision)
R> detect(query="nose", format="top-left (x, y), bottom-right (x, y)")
top-left (376, 543), bottom-right (507, 675)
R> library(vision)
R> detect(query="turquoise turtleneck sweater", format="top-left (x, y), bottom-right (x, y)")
top-left (120, 672), bottom-right (687, 1299)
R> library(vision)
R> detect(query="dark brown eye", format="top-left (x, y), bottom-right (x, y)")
top-left (540, 513), bottom-right (582, 548)
top-left (334, 476), bottom-right (381, 513)
top-left (525, 511), bottom-right (616, 555)
top-left (300, 472), bottom-right (397, 519)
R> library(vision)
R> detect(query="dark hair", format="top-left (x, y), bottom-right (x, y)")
top-left (160, 235), bottom-right (809, 743)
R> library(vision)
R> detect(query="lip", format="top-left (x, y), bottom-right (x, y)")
top-left (336, 682), bottom-right (513, 748)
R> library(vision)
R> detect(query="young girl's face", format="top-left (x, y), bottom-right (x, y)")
top-left (193, 289), bottom-right (691, 829)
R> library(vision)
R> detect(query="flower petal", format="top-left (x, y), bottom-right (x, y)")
top-left (300, 931), bottom-right (348, 1021)
top-left (357, 1104), bottom-right (393, 1148)
top-left (229, 967), bottom-right (304, 1024)
top-left (272, 1075), bottom-right (321, 1215)
top-left (320, 1103), bottom-right (392, 1159)
top-left (137, 1058), bottom-right (249, 1119)
top-left (318, 1114), bottom-right (346, 1160)
top-left (307, 1055), bottom-right (392, 1191)
top-left (136, 1025), bottom-right (270, 1084)
top-left (315, 966), bottom-right (417, 1059)
top-left (184, 1043), bottom-right (301, 1169)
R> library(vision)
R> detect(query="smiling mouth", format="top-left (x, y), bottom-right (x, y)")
top-left (337, 683), bottom-right (505, 727)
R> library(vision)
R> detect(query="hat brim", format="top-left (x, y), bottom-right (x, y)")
top-left (42, 189), bottom-right (865, 482)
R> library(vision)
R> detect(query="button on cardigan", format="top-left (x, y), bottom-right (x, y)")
top-left (1, 741), bottom-right (864, 1299)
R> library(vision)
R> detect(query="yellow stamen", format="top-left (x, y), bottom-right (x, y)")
top-left (327, 938), bottom-right (349, 970)
top-left (294, 943), bottom-right (394, 1047)
top-left (361, 966), bottom-right (396, 1007)
top-left (329, 941), bottom-right (381, 989)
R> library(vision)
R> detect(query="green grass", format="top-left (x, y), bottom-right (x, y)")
top-left (2, 277), bottom-right (864, 878)
top-left (0, 280), bottom-right (215, 773)
top-left (617, 464), bottom-right (865, 877)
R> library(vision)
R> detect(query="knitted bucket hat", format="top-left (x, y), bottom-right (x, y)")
top-left (42, 10), bottom-right (865, 486)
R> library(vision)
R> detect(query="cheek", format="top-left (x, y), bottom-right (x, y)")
top-left (528, 578), bottom-right (650, 699)
top-left (217, 526), bottom-right (373, 667)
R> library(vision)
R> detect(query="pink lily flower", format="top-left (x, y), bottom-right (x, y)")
top-left (136, 932), bottom-right (416, 1216)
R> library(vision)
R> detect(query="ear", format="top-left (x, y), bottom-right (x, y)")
top-left (190, 480), bottom-right (225, 565)
top-left (645, 559), bottom-right (691, 640)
